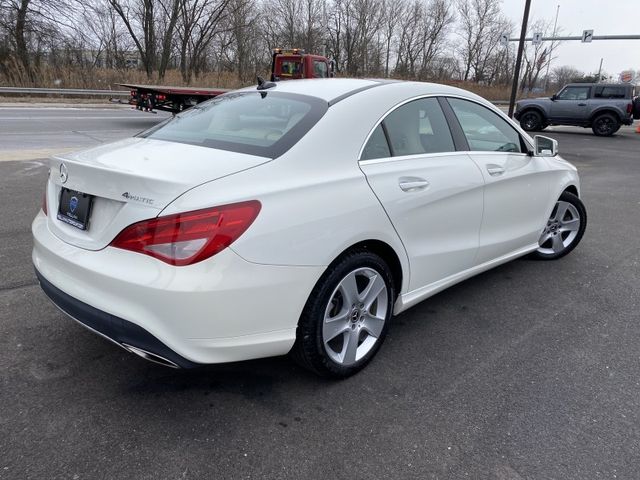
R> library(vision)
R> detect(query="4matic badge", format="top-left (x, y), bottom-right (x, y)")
top-left (122, 192), bottom-right (154, 205)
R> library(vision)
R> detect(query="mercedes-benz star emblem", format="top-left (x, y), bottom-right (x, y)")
top-left (59, 163), bottom-right (68, 184)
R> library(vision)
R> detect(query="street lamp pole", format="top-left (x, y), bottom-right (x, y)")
top-left (508, 0), bottom-right (532, 118)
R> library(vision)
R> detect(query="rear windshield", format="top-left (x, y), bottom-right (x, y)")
top-left (141, 91), bottom-right (328, 158)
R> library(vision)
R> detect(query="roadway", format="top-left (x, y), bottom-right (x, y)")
top-left (0, 105), bottom-right (170, 161)
top-left (1, 105), bottom-right (639, 479)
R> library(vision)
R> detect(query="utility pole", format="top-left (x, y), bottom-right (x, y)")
top-left (508, 0), bottom-right (532, 118)
top-left (544, 4), bottom-right (560, 92)
top-left (597, 58), bottom-right (603, 82)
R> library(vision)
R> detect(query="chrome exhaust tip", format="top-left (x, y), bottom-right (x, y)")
top-left (121, 344), bottom-right (180, 369)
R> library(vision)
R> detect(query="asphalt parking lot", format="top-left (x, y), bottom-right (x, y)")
top-left (1, 106), bottom-right (639, 479)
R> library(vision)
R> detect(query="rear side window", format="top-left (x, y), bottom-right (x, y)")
top-left (361, 125), bottom-right (391, 160)
top-left (381, 97), bottom-right (454, 157)
top-left (278, 59), bottom-right (302, 77)
top-left (448, 98), bottom-right (523, 153)
top-left (594, 86), bottom-right (627, 98)
top-left (141, 92), bottom-right (327, 158)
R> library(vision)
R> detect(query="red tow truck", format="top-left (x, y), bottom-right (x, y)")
top-left (122, 49), bottom-right (333, 114)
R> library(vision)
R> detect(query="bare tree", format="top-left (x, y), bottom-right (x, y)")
top-left (0, 0), bottom-right (76, 83)
top-left (395, 0), bottom-right (453, 80)
top-left (520, 19), bottom-right (561, 92)
top-left (78, 1), bottom-right (132, 70)
top-left (379, 0), bottom-right (403, 77)
top-left (456, 0), bottom-right (504, 82)
top-left (177, 0), bottom-right (231, 83)
top-left (108, 0), bottom-right (180, 80)
top-left (551, 65), bottom-right (583, 89)
top-left (227, 0), bottom-right (264, 82)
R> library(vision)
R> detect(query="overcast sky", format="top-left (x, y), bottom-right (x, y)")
top-left (501, 0), bottom-right (638, 79)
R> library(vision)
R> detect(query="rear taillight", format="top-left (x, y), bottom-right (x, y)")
top-left (627, 103), bottom-right (633, 114)
top-left (110, 201), bottom-right (261, 266)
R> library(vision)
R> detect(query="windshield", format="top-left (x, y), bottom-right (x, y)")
top-left (141, 92), bottom-right (328, 158)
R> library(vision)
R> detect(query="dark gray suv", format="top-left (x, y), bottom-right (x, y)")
top-left (514, 83), bottom-right (637, 136)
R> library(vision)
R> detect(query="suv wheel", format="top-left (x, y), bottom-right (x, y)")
top-left (592, 113), bottom-right (619, 136)
top-left (519, 110), bottom-right (544, 131)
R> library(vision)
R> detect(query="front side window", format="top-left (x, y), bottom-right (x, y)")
top-left (379, 97), bottom-right (454, 157)
top-left (448, 98), bottom-right (523, 153)
top-left (142, 92), bottom-right (327, 158)
top-left (557, 86), bottom-right (590, 100)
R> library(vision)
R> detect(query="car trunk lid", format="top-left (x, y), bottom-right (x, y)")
top-left (46, 137), bottom-right (269, 251)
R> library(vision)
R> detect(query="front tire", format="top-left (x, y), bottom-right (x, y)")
top-left (519, 110), bottom-right (544, 131)
top-left (592, 113), bottom-right (619, 136)
top-left (291, 250), bottom-right (394, 378)
top-left (531, 191), bottom-right (586, 260)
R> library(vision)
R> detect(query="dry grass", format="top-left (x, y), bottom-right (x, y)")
top-left (0, 65), bottom-right (257, 90)
top-left (437, 80), bottom-right (551, 100)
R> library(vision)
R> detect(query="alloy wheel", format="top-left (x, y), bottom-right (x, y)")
top-left (521, 112), bottom-right (540, 130)
top-left (537, 200), bottom-right (581, 255)
top-left (322, 267), bottom-right (389, 366)
top-left (595, 117), bottom-right (615, 136)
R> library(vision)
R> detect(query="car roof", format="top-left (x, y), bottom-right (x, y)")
top-left (236, 78), bottom-right (486, 105)
top-left (565, 83), bottom-right (630, 88)
top-left (235, 78), bottom-right (379, 103)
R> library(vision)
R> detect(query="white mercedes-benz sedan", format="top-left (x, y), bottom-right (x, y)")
top-left (33, 78), bottom-right (586, 377)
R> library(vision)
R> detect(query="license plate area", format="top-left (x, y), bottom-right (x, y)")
top-left (57, 188), bottom-right (93, 230)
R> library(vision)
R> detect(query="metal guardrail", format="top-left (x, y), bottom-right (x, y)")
top-left (0, 86), bottom-right (129, 96)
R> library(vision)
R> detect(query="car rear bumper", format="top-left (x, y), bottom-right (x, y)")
top-left (36, 269), bottom-right (197, 368)
top-left (32, 211), bottom-right (324, 366)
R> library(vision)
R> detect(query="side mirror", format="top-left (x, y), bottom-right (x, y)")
top-left (551, 94), bottom-right (557, 101)
top-left (534, 135), bottom-right (558, 157)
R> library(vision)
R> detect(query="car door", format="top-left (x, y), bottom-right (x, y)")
top-left (359, 97), bottom-right (485, 292)
top-left (445, 97), bottom-right (550, 264)
top-left (549, 85), bottom-right (591, 122)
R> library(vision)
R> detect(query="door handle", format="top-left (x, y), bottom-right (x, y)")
top-left (398, 177), bottom-right (430, 192)
top-left (578, 103), bottom-right (587, 106)
top-left (486, 165), bottom-right (505, 176)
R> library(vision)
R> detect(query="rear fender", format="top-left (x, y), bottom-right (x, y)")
top-left (589, 108), bottom-right (625, 123)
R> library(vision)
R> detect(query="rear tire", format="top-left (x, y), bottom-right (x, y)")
top-left (519, 110), bottom-right (544, 131)
top-left (291, 250), bottom-right (394, 378)
top-left (530, 191), bottom-right (587, 260)
top-left (592, 113), bottom-right (619, 136)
